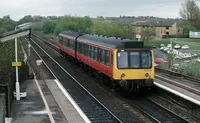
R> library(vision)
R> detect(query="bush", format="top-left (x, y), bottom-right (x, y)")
top-left (162, 35), bottom-right (189, 39)
top-left (180, 63), bottom-right (200, 78)
top-left (42, 21), bottom-right (56, 34)
top-left (31, 22), bottom-right (43, 32)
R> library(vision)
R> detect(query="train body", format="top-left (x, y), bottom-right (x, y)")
top-left (58, 31), bottom-right (154, 92)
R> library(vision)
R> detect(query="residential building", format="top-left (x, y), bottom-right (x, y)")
top-left (131, 19), bottom-right (183, 38)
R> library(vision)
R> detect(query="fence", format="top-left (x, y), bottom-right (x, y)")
top-left (0, 74), bottom-right (14, 118)
top-left (0, 94), bottom-right (5, 123)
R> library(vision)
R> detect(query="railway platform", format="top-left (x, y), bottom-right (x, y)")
top-left (8, 79), bottom-right (89, 123)
top-left (154, 78), bottom-right (200, 106)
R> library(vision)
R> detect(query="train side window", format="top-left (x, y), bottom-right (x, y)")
top-left (59, 37), bottom-right (63, 44)
top-left (85, 44), bottom-right (88, 57)
top-left (88, 45), bottom-right (90, 57)
top-left (90, 46), bottom-right (92, 58)
top-left (90, 46), bottom-right (93, 58)
top-left (70, 40), bottom-right (72, 49)
top-left (79, 42), bottom-right (81, 53)
top-left (88, 45), bottom-right (91, 58)
top-left (71, 40), bottom-right (73, 49)
top-left (84, 44), bottom-right (87, 56)
top-left (63, 38), bottom-right (66, 46)
top-left (69, 40), bottom-right (71, 49)
top-left (77, 42), bottom-right (80, 53)
top-left (94, 47), bottom-right (98, 60)
top-left (82, 44), bottom-right (85, 55)
top-left (72, 40), bottom-right (75, 50)
top-left (101, 49), bottom-right (105, 64)
top-left (64, 38), bottom-right (68, 47)
top-left (61, 37), bottom-right (64, 45)
top-left (67, 39), bottom-right (70, 48)
top-left (70, 40), bottom-right (73, 49)
top-left (91, 46), bottom-right (95, 59)
top-left (82, 43), bottom-right (85, 55)
top-left (97, 48), bottom-right (101, 62)
top-left (105, 50), bottom-right (110, 66)
top-left (66, 39), bottom-right (69, 47)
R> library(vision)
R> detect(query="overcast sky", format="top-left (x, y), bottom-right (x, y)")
top-left (1, 0), bottom-right (200, 21)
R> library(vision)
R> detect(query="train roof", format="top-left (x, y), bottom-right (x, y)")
top-left (59, 31), bottom-right (153, 49)
top-left (59, 31), bottom-right (83, 39)
top-left (78, 34), bottom-right (144, 49)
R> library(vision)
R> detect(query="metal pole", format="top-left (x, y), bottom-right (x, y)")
top-left (161, 21), bottom-right (162, 38)
top-left (28, 39), bottom-right (31, 57)
top-left (170, 38), bottom-right (173, 50)
top-left (15, 27), bottom-right (20, 101)
top-left (28, 29), bottom-right (31, 57)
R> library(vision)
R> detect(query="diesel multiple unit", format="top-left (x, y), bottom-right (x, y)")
top-left (58, 31), bottom-right (154, 93)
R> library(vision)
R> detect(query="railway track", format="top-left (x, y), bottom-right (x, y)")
top-left (129, 97), bottom-right (189, 123)
top-left (155, 68), bottom-right (200, 96)
top-left (28, 36), bottom-right (122, 123)
top-left (30, 34), bottom-right (196, 123)
top-left (155, 67), bottom-right (200, 82)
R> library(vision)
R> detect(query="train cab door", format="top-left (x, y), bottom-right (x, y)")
top-left (59, 36), bottom-right (64, 51)
top-left (104, 50), bottom-right (112, 77)
top-left (109, 51), bottom-right (113, 77)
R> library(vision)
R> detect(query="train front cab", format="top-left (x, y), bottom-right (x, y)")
top-left (112, 48), bottom-right (154, 90)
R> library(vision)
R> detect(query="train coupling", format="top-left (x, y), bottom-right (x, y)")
top-left (145, 79), bottom-right (154, 87)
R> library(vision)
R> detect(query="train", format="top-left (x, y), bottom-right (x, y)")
top-left (58, 31), bottom-right (155, 94)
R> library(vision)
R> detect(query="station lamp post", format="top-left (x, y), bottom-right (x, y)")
top-left (14, 22), bottom-right (32, 100)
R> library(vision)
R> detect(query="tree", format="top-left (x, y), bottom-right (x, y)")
top-left (91, 19), bottom-right (135, 39)
top-left (179, 20), bottom-right (197, 35)
top-left (54, 15), bottom-right (93, 35)
top-left (18, 15), bottom-right (33, 24)
top-left (0, 17), bottom-right (16, 33)
top-left (42, 21), bottom-right (56, 34)
top-left (140, 27), bottom-right (155, 43)
top-left (165, 51), bottom-right (177, 69)
top-left (179, 0), bottom-right (200, 29)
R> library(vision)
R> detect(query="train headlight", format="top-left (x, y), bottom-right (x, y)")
top-left (121, 73), bottom-right (125, 78)
top-left (145, 73), bottom-right (149, 77)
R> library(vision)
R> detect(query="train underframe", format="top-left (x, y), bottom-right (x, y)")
top-left (60, 50), bottom-right (154, 95)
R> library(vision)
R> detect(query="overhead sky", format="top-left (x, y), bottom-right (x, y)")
top-left (1, 0), bottom-right (200, 21)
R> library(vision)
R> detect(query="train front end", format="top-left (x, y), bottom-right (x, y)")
top-left (112, 45), bottom-right (154, 91)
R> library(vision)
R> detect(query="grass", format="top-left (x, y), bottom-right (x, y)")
top-left (188, 45), bottom-right (200, 50)
top-left (149, 37), bottom-right (200, 50)
top-left (175, 38), bottom-right (200, 43)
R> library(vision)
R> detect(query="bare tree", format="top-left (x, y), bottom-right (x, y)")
top-left (179, 0), bottom-right (200, 28)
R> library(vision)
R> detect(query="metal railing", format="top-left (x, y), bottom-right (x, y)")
top-left (0, 74), bottom-right (14, 118)
top-left (0, 94), bottom-right (5, 123)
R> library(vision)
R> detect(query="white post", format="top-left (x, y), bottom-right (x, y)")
top-left (14, 23), bottom-right (32, 100)
top-left (15, 26), bottom-right (20, 100)
top-left (28, 42), bottom-right (31, 57)
top-left (170, 38), bottom-right (173, 50)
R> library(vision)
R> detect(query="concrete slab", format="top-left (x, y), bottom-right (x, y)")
top-left (11, 79), bottom-right (68, 123)
top-left (154, 78), bottom-right (200, 106)
top-left (44, 79), bottom-right (87, 123)
top-left (11, 80), bottom-right (51, 123)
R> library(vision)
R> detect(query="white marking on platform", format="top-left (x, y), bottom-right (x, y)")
top-left (54, 79), bottom-right (91, 123)
top-left (24, 110), bottom-right (56, 115)
top-left (154, 82), bottom-right (200, 106)
top-left (34, 74), bottom-right (55, 123)
top-left (5, 117), bottom-right (12, 123)
top-left (156, 75), bottom-right (200, 93)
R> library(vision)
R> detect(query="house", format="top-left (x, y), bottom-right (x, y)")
top-left (131, 19), bottom-right (183, 38)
